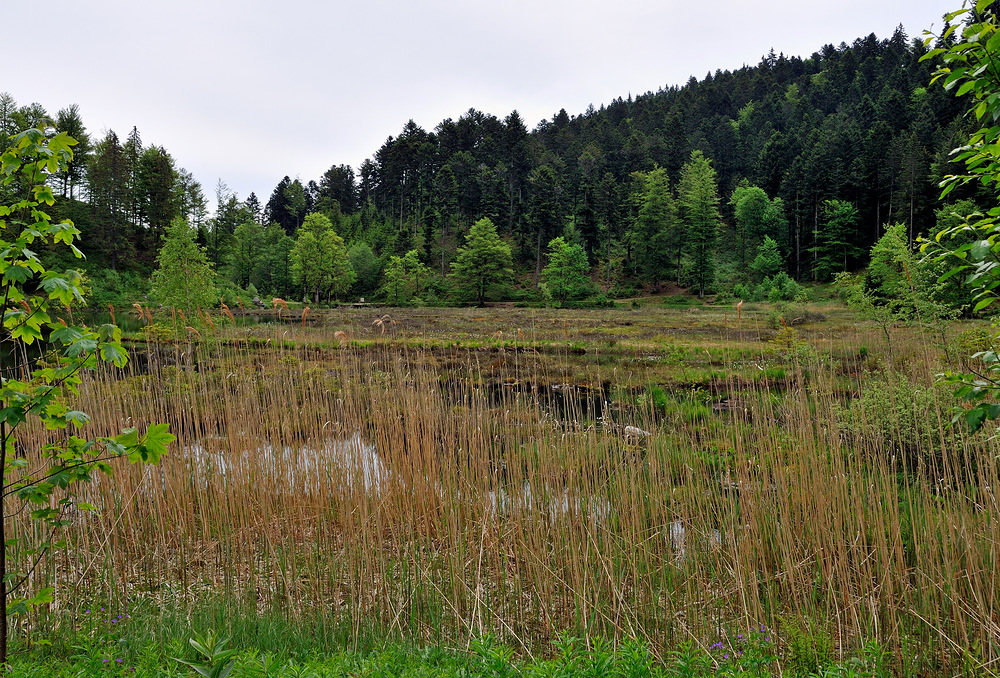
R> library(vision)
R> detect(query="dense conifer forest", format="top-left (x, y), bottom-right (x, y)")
top-left (0, 25), bottom-right (976, 307)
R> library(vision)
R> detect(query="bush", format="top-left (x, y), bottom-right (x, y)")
top-left (86, 269), bottom-right (150, 308)
top-left (757, 272), bottom-right (807, 302)
top-left (733, 282), bottom-right (752, 301)
top-left (783, 620), bottom-right (833, 677)
top-left (837, 372), bottom-right (959, 468)
top-left (608, 284), bottom-right (639, 299)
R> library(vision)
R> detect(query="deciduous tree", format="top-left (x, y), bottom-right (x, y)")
top-left (450, 217), bottom-right (512, 306)
top-left (290, 213), bottom-right (355, 303)
top-left (0, 128), bottom-right (172, 664)
top-left (150, 217), bottom-right (219, 312)
top-left (541, 236), bottom-right (592, 303)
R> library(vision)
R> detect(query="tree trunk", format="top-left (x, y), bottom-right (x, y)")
top-left (535, 229), bottom-right (542, 287)
top-left (1, 420), bottom-right (6, 666)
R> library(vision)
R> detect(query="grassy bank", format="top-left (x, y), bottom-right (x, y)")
top-left (9, 622), bottom-right (883, 677)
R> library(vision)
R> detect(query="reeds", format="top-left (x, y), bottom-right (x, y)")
top-left (9, 306), bottom-right (1000, 671)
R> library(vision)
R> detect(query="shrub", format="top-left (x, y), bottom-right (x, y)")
top-left (758, 272), bottom-right (807, 302)
top-left (837, 372), bottom-right (959, 469)
top-left (588, 293), bottom-right (617, 308)
top-left (783, 620), bottom-right (834, 677)
top-left (86, 269), bottom-right (150, 308)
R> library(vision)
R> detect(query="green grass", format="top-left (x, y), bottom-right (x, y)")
top-left (8, 615), bottom-right (895, 677)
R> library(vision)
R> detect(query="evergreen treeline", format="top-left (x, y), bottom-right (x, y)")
top-left (1, 25), bottom-right (980, 307)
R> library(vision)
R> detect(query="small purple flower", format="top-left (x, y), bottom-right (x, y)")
top-left (102, 659), bottom-right (109, 663)
top-left (723, 653), bottom-right (730, 659)
top-left (116, 658), bottom-right (123, 663)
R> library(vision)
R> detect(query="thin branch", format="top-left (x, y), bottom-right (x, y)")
top-left (6, 505), bottom-right (67, 597)
top-left (3, 449), bottom-right (123, 498)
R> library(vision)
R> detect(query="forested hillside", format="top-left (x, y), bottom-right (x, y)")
top-left (0, 25), bottom-right (977, 307)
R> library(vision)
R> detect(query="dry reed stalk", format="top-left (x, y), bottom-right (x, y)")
top-left (7, 314), bottom-right (996, 670)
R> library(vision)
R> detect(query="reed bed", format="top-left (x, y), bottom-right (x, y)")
top-left (8, 306), bottom-right (1000, 672)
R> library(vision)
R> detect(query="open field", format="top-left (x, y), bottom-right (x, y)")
top-left (8, 301), bottom-right (999, 675)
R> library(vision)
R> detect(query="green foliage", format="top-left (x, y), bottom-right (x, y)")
top-left (150, 217), bottom-right (218, 312)
top-left (918, 2), bottom-right (1000, 433)
top-left (449, 218), bottom-right (513, 306)
top-left (734, 270), bottom-right (804, 303)
top-left (749, 236), bottom-right (784, 280)
top-left (290, 213), bottom-right (355, 303)
top-left (924, 201), bottom-right (977, 313)
top-left (225, 218), bottom-right (263, 288)
top-left (677, 151), bottom-right (720, 297)
top-left (783, 620), bottom-right (833, 677)
top-left (731, 183), bottom-right (787, 274)
top-left (85, 268), bottom-right (149, 309)
top-left (0, 127), bottom-right (173, 663)
top-left (837, 372), bottom-right (958, 466)
top-left (382, 249), bottom-right (432, 305)
top-left (841, 223), bottom-right (957, 365)
top-left (174, 630), bottom-right (238, 678)
top-left (347, 241), bottom-right (380, 297)
top-left (630, 166), bottom-right (679, 288)
top-left (255, 224), bottom-right (294, 298)
top-left (541, 236), bottom-right (593, 303)
top-left (923, 2), bottom-right (1000, 204)
top-left (866, 223), bottom-right (958, 320)
top-left (760, 272), bottom-right (805, 302)
top-left (812, 199), bottom-right (861, 281)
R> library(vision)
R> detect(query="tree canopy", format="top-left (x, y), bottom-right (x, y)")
top-left (150, 218), bottom-right (218, 313)
top-left (450, 218), bottom-right (513, 306)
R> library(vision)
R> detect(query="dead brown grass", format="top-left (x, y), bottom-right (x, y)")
top-left (7, 305), bottom-right (998, 670)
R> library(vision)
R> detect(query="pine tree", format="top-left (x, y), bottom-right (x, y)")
top-left (631, 166), bottom-right (679, 289)
top-left (678, 151), bottom-right (721, 297)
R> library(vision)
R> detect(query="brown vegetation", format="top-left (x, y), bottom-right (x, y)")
top-left (9, 304), bottom-right (998, 671)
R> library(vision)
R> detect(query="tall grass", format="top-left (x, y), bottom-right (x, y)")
top-left (9, 306), bottom-right (1000, 672)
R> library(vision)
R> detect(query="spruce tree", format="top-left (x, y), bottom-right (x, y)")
top-left (678, 151), bottom-right (721, 297)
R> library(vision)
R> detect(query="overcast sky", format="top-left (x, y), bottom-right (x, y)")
top-left (5, 0), bottom-right (950, 209)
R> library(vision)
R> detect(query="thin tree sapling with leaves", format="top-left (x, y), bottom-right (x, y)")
top-left (921, 0), bottom-right (1000, 432)
top-left (0, 128), bottom-right (174, 664)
